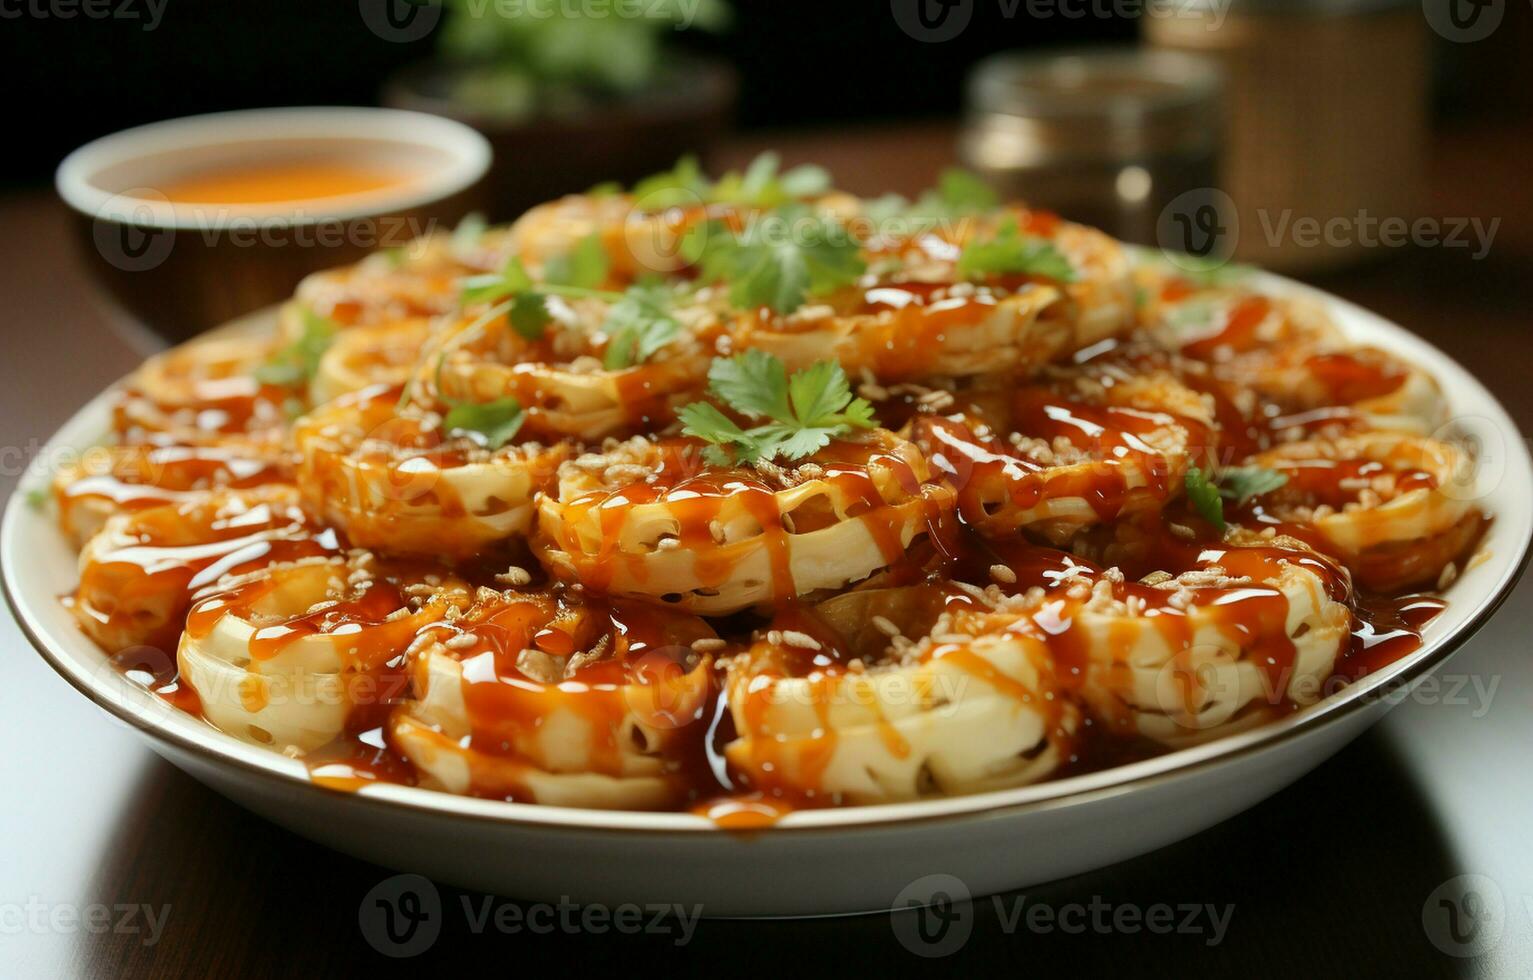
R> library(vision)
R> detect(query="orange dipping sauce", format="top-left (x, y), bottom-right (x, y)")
top-left (155, 160), bottom-right (417, 206)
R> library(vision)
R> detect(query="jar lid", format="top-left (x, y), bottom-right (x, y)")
top-left (965, 48), bottom-right (1223, 165)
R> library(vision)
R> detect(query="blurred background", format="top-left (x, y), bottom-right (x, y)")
top-left (5, 1), bottom-right (1532, 274)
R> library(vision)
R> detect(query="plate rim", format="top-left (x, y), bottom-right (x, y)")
top-left (7, 272), bottom-right (1531, 835)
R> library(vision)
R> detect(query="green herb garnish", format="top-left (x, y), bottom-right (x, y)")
top-left (1184, 466), bottom-right (1226, 531)
top-left (1217, 466), bottom-right (1289, 506)
top-left (429, 351), bottom-right (526, 450)
top-left (460, 253), bottom-right (622, 340)
top-left (932, 167), bottom-right (998, 213)
top-left (542, 232), bottom-right (609, 289)
top-left (678, 351), bottom-right (875, 466)
top-left (955, 217), bottom-right (1076, 282)
top-left (709, 152), bottom-right (831, 208)
top-left (450, 211), bottom-right (488, 258)
top-left (1184, 464), bottom-right (1290, 531)
top-left (602, 284), bottom-right (681, 369)
top-left (864, 168), bottom-right (999, 227)
top-left (687, 204), bottom-right (865, 315)
top-left (254, 310), bottom-right (337, 387)
top-left (443, 397), bottom-right (525, 450)
top-left (632, 152), bottom-right (831, 210)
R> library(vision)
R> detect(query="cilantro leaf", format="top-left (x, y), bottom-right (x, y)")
top-left (788, 359), bottom-right (859, 427)
top-left (692, 205), bottom-right (866, 314)
top-left (711, 152), bottom-right (832, 208)
top-left (677, 401), bottom-right (768, 466)
top-left (602, 284), bottom-right (680, 369)
top-left (956, 218), bottom-right (1077, 282)
top-left (1217, 466), bottom-right (1289, 506)
top-left (632, 154), bottom-right (710, 209)
top-left (1184, 466), bottom-right (1225, 531)
top-left (543, 232), bottom-right (609, 289)
top-left (509, 292), bottom-right (553, 340)
top-left (936, 168), bottom-right (998, 212)
top-left (24, 486), bottom-right (49, 511)
top-left (680, 352), bottom-right (876, 467)
top-left (450, 211), bottom-right (488, 258)
top-left (461, 255), bottom-right (535, 307)
top-left (635, 152), bottom-right (833, 212)
top-left (443, 397), bottom-right (525, 450)
top-left (255, 310), bottom-right (337, 387)
top-left (706, 349), bottom-right (792, 421)
top-left (461, 251), bottom-right (623, 340)
top-left (874, 168), bottom-right (998, 228)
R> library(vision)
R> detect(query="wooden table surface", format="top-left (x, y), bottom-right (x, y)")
top-left (3, 123), bottom-right (1532, 978)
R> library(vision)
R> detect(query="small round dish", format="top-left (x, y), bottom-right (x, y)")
top-left (5, 275), bottom-right (1529, 916)
top-left (55, 107), bottom-right (492, 343)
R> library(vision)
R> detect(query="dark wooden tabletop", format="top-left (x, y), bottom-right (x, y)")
top-left (3, 123), bottom-right (1531, 978)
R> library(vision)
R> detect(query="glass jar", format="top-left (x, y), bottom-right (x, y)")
top-left (1146, 0), bottom-right (1428, 272)
top-left (960, 47), bottom-right (1224, 247)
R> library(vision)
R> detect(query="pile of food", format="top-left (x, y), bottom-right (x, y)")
top-left (51, 157), bottom-right (1486, 821)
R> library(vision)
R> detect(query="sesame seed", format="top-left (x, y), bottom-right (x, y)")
top-left (780, 630), bottom-right (822, 651)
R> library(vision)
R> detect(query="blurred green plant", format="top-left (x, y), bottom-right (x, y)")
top-left (434, 0), bottom-right (731, 117)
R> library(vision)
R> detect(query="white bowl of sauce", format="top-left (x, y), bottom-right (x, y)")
top-left (56, 106), bottom-right (491, 341)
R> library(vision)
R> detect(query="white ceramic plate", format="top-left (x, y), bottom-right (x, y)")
top-left (5, 276), bottom-right (1530, 916)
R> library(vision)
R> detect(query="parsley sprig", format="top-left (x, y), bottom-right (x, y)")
top-left (955, 217), bottom-right (1077, 282)
top-left (429, 352), bottom-right (525, 450)
top-left (602, 283), bottom-right (681, 369)
top-left (459, 235), bottom-right (616, 339)
top-left (686, 204), bottom-right (866, 315)
top-left (678, 351), bottom-right (875, 467)
top-left (1184, 465), bottom-right (1290, 531)
top-left (861, 167), bottom-right (999, 227)
top-left (632, 152), bottom-right (831, 210)
top-left (254, 310), bottom-right (337, 387)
